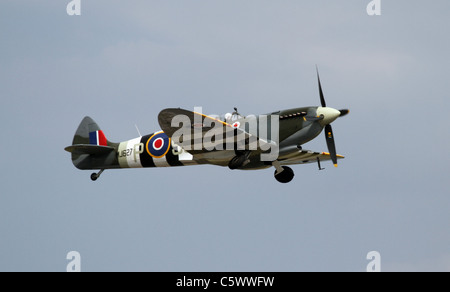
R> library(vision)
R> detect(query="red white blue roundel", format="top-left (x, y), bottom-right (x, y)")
top-left (146, 132), bottom-right (171, 158)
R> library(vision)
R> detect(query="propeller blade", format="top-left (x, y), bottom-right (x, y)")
top-left (339, 109), bottom-right (350, 117)
top-left (324, 124), bottom-right (338, 167)
top-left (316, 66), bottom-right (326, 107)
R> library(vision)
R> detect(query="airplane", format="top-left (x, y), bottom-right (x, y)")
top-left (64, 70), bottom-right (349, 183)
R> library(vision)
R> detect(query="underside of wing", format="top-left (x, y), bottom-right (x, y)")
top-left (278, 150), bottom-right (345, 166)
top-left (158, 108), bottom-right (254, 153)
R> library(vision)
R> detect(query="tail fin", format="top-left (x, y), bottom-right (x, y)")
top-left (71, 116), bottom-right (110, 146)
top-left (64, 117), bottom-right (118, 170)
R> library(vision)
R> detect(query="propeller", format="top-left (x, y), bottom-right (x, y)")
top-left (315, 67), bottom-right (349, 167)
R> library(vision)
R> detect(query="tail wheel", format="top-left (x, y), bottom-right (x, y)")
top-left (90, 169), bottom-right (104, 181)
top-left (90, 173), bottom-right (98, 181)
top-left (274, 166), bottom-right (294, 183)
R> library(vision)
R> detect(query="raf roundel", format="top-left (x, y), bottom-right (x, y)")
top-left (153, 138), bottom-right (164, 150)
top-left (146, 132), bottom-right (171, 158)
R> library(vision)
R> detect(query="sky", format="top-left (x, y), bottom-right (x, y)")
top-left (1, 0), bottom-right (449, 272)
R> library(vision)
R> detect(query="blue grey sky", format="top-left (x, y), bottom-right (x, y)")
top-left (1, 1), bottom-right (449, 271)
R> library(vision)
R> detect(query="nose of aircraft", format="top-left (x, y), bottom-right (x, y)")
top-left (316, 107), bottom-right (341, 125)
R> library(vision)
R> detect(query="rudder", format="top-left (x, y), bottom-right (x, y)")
top-left (72, 116), bottom-right (109, 146)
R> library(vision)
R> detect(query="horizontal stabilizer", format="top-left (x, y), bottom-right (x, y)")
top-left (64, 144), bottom-right (115, 155)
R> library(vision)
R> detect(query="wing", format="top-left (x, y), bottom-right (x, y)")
top-left (278, 150), bottom-right (345, 166)
top-left (158, 108), bottom-right (254, 153)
